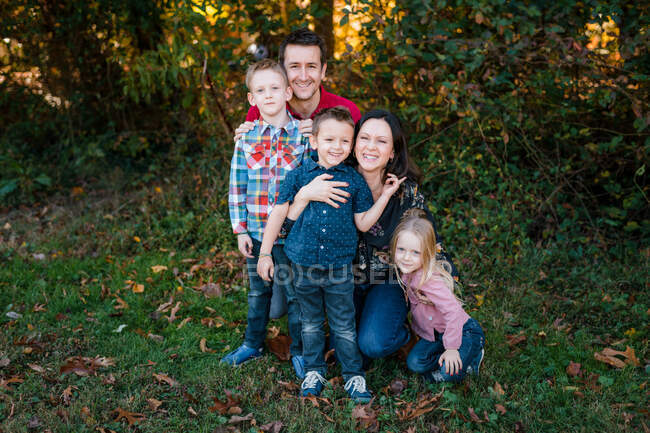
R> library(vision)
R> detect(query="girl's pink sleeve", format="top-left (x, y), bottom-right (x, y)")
top-left (420, 277), bottom-right (468, 349)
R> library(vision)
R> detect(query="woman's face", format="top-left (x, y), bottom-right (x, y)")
top-left (354, 118), bottom-right (395, 174)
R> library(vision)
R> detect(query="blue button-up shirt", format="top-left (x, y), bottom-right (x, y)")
top-left (277, 158), bottom-right (374, 267)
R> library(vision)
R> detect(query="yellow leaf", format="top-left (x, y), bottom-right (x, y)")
top-left (474, 294), bottom-right (485, 307)
top-left (132, 284), bottom-right (144, 293)
top-left (154, 186), bottom-right (162, 193)
top-left (151, 265), bottom-right (168, 273)
top-left (133, 236), bottom-right (141, 243)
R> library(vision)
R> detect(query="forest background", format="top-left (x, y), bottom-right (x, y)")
top-left (0, 1), bottom-right (648, 432)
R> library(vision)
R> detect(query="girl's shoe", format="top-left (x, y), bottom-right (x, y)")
top-left (466, 348), bottom-right (485, 376)
top-left (220, 344), bottom-right (263, 366)
top-left (300, 371), bottom-right (327, 397)
top-left (344, 375), bottom-right (372, 403)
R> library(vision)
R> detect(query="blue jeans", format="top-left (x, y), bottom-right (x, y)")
top-left (355, 282), bottom-right (410, 359)
top-left (243, 239), bottom-right (302, 356)
top-left (406, 318), bottom-right (485, 383)
top-left (292, 263), bottom-right (363, 382)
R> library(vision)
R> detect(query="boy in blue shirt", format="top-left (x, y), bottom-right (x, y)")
top-left (257, 107), bottom-right (405, 403)
top-left (225, 59), bottom-right (306, 378)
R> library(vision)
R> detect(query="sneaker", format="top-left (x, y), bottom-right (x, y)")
top-left (291, 355), bottom-right (305, 380)
top-left (466, 348), bottom-right (484, 376)
top-left (300, 371), bottom-right (327, 397)
top-left (344, 375), bottom-right (372, 404)
top-left (220, 344), bottom-right (263, 366)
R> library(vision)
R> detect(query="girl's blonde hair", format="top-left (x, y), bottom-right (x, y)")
top-left (390, 209), bottom-right (462, 304)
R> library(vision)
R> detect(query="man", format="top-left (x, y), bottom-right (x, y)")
top-left (235, 28), bottom-right (361, 139)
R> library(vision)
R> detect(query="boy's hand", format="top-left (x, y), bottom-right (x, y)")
top-left (381, 173), bottom-right (407, 198)
top-left (257, 256), bottom-right (274, 282)
top-left (298, 119), bottom-right (313, 136)
top-left (233, 121), bottom-right (256, 142)
top-left (237, 233), bottom-right (254, 258)
top-left (439, 349), bottom-right (462, 376)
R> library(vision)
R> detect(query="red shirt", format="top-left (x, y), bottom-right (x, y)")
top-left (246, 86), bottom-right (361, 123)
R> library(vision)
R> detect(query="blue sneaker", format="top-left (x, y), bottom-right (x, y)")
top-left (220, 344), bottom-right (263, 366)
top-left (291, 355), bottom-right (305, 380)
top-left (300, 371), bottom-right (327, 397)
top-left (466, 348), bottom-right (485, 376)
top-left (344, 375), bottom-right (372, 403)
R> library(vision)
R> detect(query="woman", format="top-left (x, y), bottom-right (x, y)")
top-left (287, 109), bottom-right (458, 360)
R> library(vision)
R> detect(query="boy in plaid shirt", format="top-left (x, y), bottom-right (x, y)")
top-left (224, 59), bottom-right (307, 378)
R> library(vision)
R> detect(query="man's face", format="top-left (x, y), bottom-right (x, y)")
top-left (282, 44), bottom-right (327, 102)
top-left (247, 69), bottom-right (292, 118)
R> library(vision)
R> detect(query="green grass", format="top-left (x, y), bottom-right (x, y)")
top-left (0, 182), bottom-right (647, 433)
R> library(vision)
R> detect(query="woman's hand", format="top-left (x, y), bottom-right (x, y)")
top-left (380, 173), bottom-right (406, 198)
top-left (295, 173), bottom-right (350, 208)
top-left (257, 256), bottom-right (274, 282)
top-left (439, 349), bottom-right (462, 376)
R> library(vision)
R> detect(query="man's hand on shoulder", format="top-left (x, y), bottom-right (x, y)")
top-left (298, 119), bottom-right (313, 136)
top-left (234, 121), bottom-right (256, 142)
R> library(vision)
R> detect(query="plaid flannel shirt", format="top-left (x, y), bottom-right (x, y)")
top-left (228, 114), bottom-right (307, 242)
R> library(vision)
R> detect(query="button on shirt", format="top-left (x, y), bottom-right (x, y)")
top-left (277, 158), bottom-right (373, 267)
top-left (228, 114), bottom-right (307, 242)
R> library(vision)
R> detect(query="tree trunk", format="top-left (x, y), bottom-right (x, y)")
top-left (313, 0), bottom-right (334, 61)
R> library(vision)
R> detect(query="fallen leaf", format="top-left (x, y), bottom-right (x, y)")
top-left (199, 282), bottom-right (222, 298)
top-left (151, 265), bottom-right (168, 273)
top-left (166, 302), bottom-right (181, 323)
top-left (468, 407), bottom-right (484, 423)
top-left (148, 333), bottom-right (164, 342)
top-left (113, 408), bottom-right (145, 425)
top-left (267, 326), bottom-right (281, 339)
top-left (113, 324), bottom-right (128, 333)
top-left (495, 404), bottom-right (506, 414)
top-left (209, 391), bottom-right (241, 415)
top-left (27, 415), bottom-right (41, 429)
top-left (61, 386), bottom-right (77, 405)
top-left (153, 372), bottom-right (179, 387)
top-left (200, 338), bottom-right (216, 353)
top-left (396, 391), bottom-right (442, 421)
top-left (493, 381), bottom-right (505, 396)
top-left (594, 346), bottom-right (640, 368)
top-left (352, 404), bottom-right (379, 432)
top-left (0, 357), bottom-right (10, 367)
top-left (60, 356), bottom-right (115, 376)
top-left (177, 317), bottom-right (192, 329)
top-left (388, 378), bottom-right (407, 396)
top-left (566, 361), bottom-right (582, 377)
top-left (506, 333), bottom-right (527, 346)
top-left (188, 406), bottom-right (198, 416)
top-left (113, 297), bottom-right (129, 310)
top-left (0, 376), bottom-right (24, 390)
top-left (260, 420), bottom-right (284, 433)
top-left (228, 412), bottom-right (254, 424)
top-left (147, 398), bottom-right (163, 411)
top-left (32, 303), bottom-right (47, 312)
top-left (27, 363), bottom-right (45, 373)
top-left (132, 283), bottom-right (145, 293)
top-left (266, 334), bottom-right (291, 361)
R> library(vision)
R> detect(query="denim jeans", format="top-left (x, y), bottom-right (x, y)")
top-left (355, 282), bottom-right (410, 359)
top-left (243, 239), bottom-right (302, 356)
top-left (406, 318), bottom-right (485, 383)
top-left (292, 263), bottom-right (363, 382)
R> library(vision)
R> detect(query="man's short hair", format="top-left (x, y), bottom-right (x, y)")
top-left (312, 106), bottom-right (354, 137)
top-left (279, 28), bottom-right (327, 67)
top-left (245, 59), bottom-right (288, 91)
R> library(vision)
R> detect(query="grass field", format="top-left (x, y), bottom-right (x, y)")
top-left (0, 182), bottom-right (647, 432)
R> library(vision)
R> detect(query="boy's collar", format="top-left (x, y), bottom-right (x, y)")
top-left (258, 110), bottom-right (299, 133)
top-left (303, 157), bottom-right (348, 172)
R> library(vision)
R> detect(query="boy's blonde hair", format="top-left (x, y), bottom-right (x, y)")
top-left (245, 59), bottom-right (288, 90)
top-left (312, 106), bottom-right (354, 137)
top-left (390, 209), bottom-right (461, 304)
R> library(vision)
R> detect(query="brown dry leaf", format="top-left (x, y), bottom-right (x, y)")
top-left (132, 283), bottom-right (145, 294)
top-left (228, 412), bottom-right (254, 424)
top-left (177, 317), bottom-right (192, 329)
top-left (0, 376), bottom-right (24, 390)
top-left (113, 408), bottom-right (145, 426)
top-left (151, 265), bottom-right (168, 273)
top-left (396, 391), bottom-right (442, 421)
top-left (201, 317), bottom-right (216, 328)
top-left (324, 348), bottom-right (336, 363)
top-left (147, 333), bottom-right (164, 342)
top-left (228, 406), bottom-right (243, 415)
top-left (267, 326), bottom-right (281, 339)
top-left (166, 302), bottom-right (181, 323)
top-left (156, 298), bottom-right (174, 313)
top-left (147, 398), bottom-right (163, 411)
top-left (388, 378), bottom-right (407, 396)
top-left (61, 386), bottom-right (77, 405)
top-left (153, 372), bottom-right (179, 387)
top-left (352, 404), bottom-right (379, 432)
top-left (32, 303), bottom-right (47, 312)
top-left (199, 282), bottom-right (222, 298)
top-left (594, 346), bottom-right (640, 368)
top-left (566, 361), bottom-right (582, 377)
top-left (199, 338), bottom-right (216, 353)
top-left (209, 391), bottom-right (242, 415)
top-left (266, 334), bottom-right (291, 361)
top-left (495, 404), bottom-right (507, 415)
top-left (468, 407), bottom-right (484, 423)
top-left (277, 380), bottom-right (300, 392)
top-left (114, 296), bottom-right (129, 310)
top-left (102, 373), bottom-right (117, 385)
top-left (506, 333), bottom-right (527, 346)
top-left (493, 381), bottom-right (505, 396)
top-left (0, 357), bottom-right (10, 367)
top-left (27, 363), bottom-right (46, 373)
top-left (260, 420), bottom-right (284, 433)
top-left (188, 406), bottom-right (198, 416)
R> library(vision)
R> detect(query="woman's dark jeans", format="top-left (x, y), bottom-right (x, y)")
top-left (354, 282), bottom-right (410, 360)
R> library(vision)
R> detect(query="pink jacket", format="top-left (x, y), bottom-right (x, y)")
top-left (402, 270), bottom-right (470, 350)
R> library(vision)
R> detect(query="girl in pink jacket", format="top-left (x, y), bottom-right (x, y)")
top-left (391, 210), bottom-right (485, 383)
